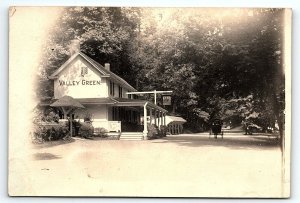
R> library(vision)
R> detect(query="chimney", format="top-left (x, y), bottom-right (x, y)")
top-left (104, 63), bottom-right (110, 71)
top-left (69, 39), bottom-right (80, 56)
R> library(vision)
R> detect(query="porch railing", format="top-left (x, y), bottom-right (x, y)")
top-left (92, 120), bottom-right (121, 132)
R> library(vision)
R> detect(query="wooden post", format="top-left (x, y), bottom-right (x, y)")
top-left (143, 103), bottom-right (148, 140)
top-left (158, 111), bottom-right (161, 130)
top-left (154, 110), bottom-right (157, 126)
top-left (150, 108), bottom-right (153, 125)
top-left (60, 107), bottom-right (74, 137)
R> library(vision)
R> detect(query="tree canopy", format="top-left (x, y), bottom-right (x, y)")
top-left (36, 7), bottom-right (286, 140)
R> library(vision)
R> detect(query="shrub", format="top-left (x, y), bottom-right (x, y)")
top-left (32, 122), bottom-right (69, 142)
top-left (44, 111), bottom-right (60, 123)
top-left (147, 124), bottom-right (159, 139)
top-left (76, 110), bottom-right (94, 122)
top-left (93, 127), bottom-right (108, 138)
top-left (32, 125), bottom-right (48, 143)
top-left (79, 122), bottom-right (94, 138)
top-left (55, 124), bottom-right (70, 139)
top-left (33, 108), bottom-right (60, 124)
top-left (159, 125), bottom-right (168, 137)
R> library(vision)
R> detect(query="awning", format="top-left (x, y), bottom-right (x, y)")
top-left (113, 98), bottom-right (167, 112)
top-left (76, 98), bottom-right (117, 105)
top-left (165, 116), bottom-right (187, 125)
top-left (38, 97), bottom-right (167, 113)
top-left (50, 96), bottom-right (84, 108)
top-left (38, 97), bottom-right (117, 106)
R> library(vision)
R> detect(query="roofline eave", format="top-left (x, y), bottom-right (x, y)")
top-left (49, 52), bottom-right (80, 78)
top-left (49, 52), bottom-right (137, 92)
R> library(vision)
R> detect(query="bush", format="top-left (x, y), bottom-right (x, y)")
top-left (79, 122), bottom-right (94, 138)
top-left (159, 125), bottom-right (168, 137)
top-left (32, 122), bottom-right (69, 142)
top-left (93, 127), bottom-right (108, 138)
top-left (33, 108), bottom-right (60, 124)
top-left (147, 124), bottom-right (159, 139)
top-left (44, 111), bottom-right (60, 123)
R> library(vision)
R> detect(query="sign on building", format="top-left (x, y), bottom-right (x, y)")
top-left (162, 95), bottom-right (172, 105)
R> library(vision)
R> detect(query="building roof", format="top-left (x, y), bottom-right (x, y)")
top-left (78, 97), bottom-right (167, 113)
top-left (50, 95), bottom-right (85, 108)
top-left (49, 51), bottom-right (137, 92)
top-left (75, 98), bottom-right (117, 105)
top-left (38, 97), bottom-right (116, 106)
top-left (165, 116), bottom-right (187, 125)
top-left (113, 98), bottom-right (167, 112)
top-left (39, 97), bottom-right (167, 113)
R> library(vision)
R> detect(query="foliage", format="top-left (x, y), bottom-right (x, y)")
top-left (79, 122), bottom-right (94, 137)
top-left (159, 125), bottom-right (168, 137)
top-left (83, 112), bottom-right (93, 122)
top-left (75, 109), bottom-right (94, 122)
top-left (146, 124), bottom-right (166, 139)
top-left (133, 8), bottom-right (285, 137)
top-left (31, 107), bottom-right (69, 142)
top-left (36, 7), bottom-right (286, 142)
top-left (147, 124), bottom-right (159, 139)
top-left (93, 127), bottom-right (108, 138)
top-left (32, 123), bottom-right (69, 143)
top-left (33, 108), bottom-right (60, 124)
top-left (36, 7), bottom-right (140, 99)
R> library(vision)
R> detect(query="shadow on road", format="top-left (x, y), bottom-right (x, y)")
top-left (33, 152), bottom-right (61, 160)
top-left (31, 138), bottom-right (76, 149)
top-left (152, 134), bottom-right (280, 150)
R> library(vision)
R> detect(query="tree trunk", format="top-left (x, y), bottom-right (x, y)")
top-left (272, 92), bottom-right (284, 149)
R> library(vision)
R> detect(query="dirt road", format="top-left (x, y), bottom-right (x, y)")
top-left (9, 134), bottom-right (282, 197)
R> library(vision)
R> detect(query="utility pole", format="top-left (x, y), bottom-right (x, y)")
top-left (126, 90), bottom-right (173, 105)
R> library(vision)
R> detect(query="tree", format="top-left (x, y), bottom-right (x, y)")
top-left (36, 7), bottom-right (286, 144)
top-left (128, 8), bottom-right (285, 141)
top-left (36, 7), bottom-right (141, 99)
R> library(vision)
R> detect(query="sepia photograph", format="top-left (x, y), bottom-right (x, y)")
top-left (8, 6), bottom-right (291, 197)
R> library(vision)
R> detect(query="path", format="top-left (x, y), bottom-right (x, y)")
top-left (9, 133), bottom-right (283, 197)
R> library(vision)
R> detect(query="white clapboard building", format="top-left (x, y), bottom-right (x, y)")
top-left (46, 50), bottom-right (168, 140)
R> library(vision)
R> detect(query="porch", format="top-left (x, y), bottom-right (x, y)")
top-left (40, 97), bottom-right (168, 140)
top-left (79, 97), bottom-right (168, 140)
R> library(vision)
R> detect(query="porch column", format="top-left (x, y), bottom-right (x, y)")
top-left (143, 102), bottom-right (148, 140)
top-left (163, 113), bottom-right (166, 126)
top-left (149, 108), bottom-right (153, 125)
top-left (157, 111), bottom-right (159, 129)
top-left (154, 110), bottom-right (157, 126)
top-left (158, 111), bottom-right (161, 130)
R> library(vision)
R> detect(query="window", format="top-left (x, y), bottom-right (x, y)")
top-left (110, 81), bottom-right (115, 96)
top-left (128, 94), bottom-right (132, 99)
top-left (81, 66), bottom-right (88, 76)
top-left (119, 86), bottom-right (123, 98)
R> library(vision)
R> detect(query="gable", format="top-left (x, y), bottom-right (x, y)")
top-left (49, 53), bottom-right (110, 79)
top-left (53, 55), bottom-right (109, 99)
top-left (49, 51), bottom-right (137, 92)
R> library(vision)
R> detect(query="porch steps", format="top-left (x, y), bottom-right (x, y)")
top-left (119, 132), bottom-right (144, 141)
top-left (107, 132), bottom-right (121, 140)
